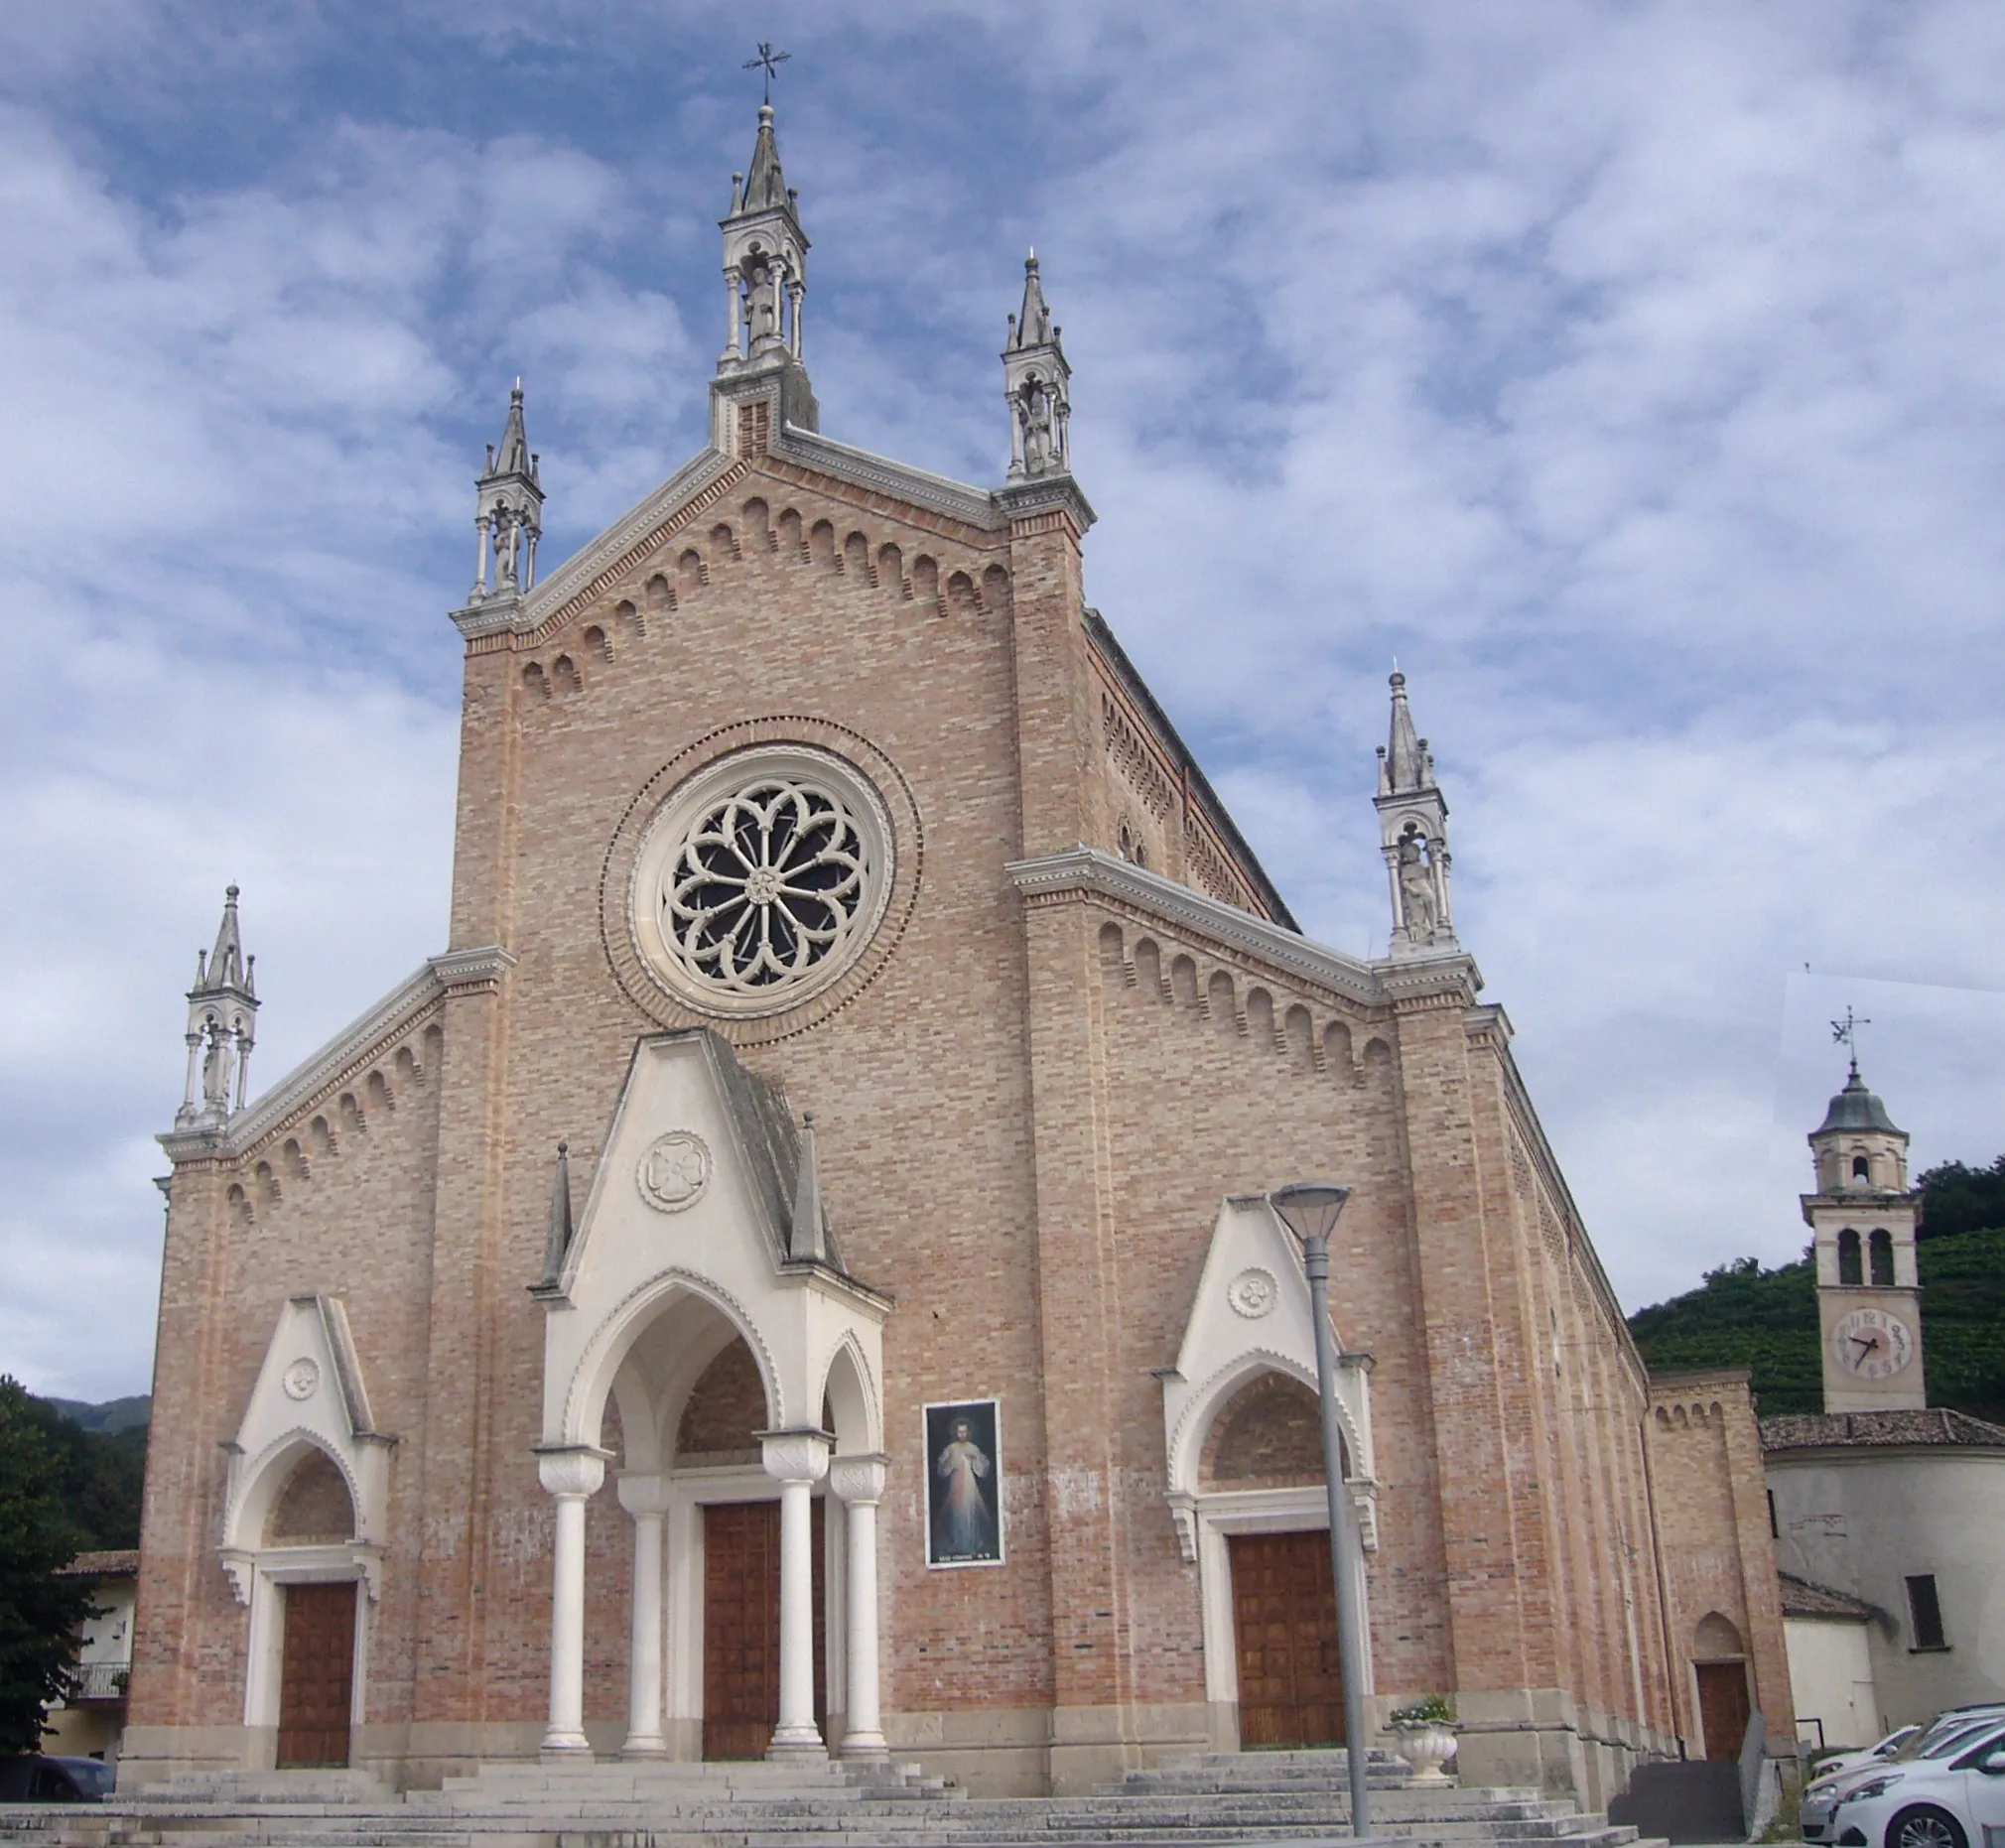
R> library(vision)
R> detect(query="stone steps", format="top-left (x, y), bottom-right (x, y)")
top-left (0, 1752), bottom-right (1671, 1848)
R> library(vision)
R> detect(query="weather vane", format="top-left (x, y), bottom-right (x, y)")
top-left (744, 41), bottom-right (790, 105)
top-left (1831, 1005), bottom-right (1871, 1076)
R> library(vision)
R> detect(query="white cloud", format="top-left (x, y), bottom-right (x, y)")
top-left (6, 0), bottom-right (2005, 1394)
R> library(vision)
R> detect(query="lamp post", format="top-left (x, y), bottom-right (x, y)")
top-left (1270, 1180), bottom-right (1372, 1838)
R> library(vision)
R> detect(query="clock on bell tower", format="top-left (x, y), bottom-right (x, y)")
top-left (1804, 1027), bottom-right (1928, 1412)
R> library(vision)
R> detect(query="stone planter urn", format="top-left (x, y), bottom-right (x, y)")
top-left (1393, 1721), bottom-right (1458, 1783)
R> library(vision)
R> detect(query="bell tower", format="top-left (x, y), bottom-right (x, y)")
top-left (1804, 1028), bottom-right (1927, 1411)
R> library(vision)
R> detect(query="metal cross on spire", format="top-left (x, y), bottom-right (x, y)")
top-left (744, 41), bottom-right (791, 105)
top-left (1831, 1006), bottom-right (1872, 1077)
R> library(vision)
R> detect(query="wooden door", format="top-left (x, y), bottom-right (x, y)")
top-left (276, 1581), bottom-right (356, 1768)
top-left (1229, 1530), bottom-right (1345, 1749)
top-left (1695, 1660), bottom-right (1751, 1761)
top-left (702, 1501), bottom-right (825, 1760)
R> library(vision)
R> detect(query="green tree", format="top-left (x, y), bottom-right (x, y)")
top-left (0, 1377), bottom-right (99, 1752)
top-left (22, 1398), bottom-right (146, 1552)
top-left (1917, 1155), bottom-right (2005, 1242)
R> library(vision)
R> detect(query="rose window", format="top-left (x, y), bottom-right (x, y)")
top-left (666, 781), bottom-right (868, 991)
top-left (629, 745), bottom-right (894, 1017)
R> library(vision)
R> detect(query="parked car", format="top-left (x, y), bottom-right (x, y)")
top-left (1825, 1719), bottom-right (2005, 1848)
top-left (1818, 1728), bottom-right (1925, 1782)
top-left (0, 1756), bottom-right (115, 1802)
top-left (1803, 1711), bottom-right (2005, 1840)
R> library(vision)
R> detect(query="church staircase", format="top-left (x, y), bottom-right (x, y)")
top-left (0, 1751), bottom-right (1669, 1848)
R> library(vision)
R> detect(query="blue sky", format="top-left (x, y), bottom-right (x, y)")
top-left (6, 1), bottom-right (2005, 1398)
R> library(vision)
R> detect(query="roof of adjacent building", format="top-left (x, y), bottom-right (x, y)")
top-left (1778, 1571), bottom-right (1879, 1621)
top-left (58, 1549), bottom-right (140, 1579)
top-left (1761, 1408), bottom-right (2005, 1451)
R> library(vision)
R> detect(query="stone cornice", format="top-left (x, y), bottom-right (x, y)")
top-left (162, 963), bottom-right (443, 1163)
top-left (996, 473), bottom-right (1098, 534)
top-left (158, 945), bottom-right (515, 1166)
top-left (516, 450), bottom-right (739, 631)
top-left (1006, 848), bottom-right (1385, 1007)
top-left (429, 945), bottom-right (519, 991)
top-left (774, 425), bottom-right (1006, 529)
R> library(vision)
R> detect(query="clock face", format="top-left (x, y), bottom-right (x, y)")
top-left (1832, 1307), bottom-right (1914, 1380)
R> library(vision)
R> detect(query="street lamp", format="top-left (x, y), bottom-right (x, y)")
top-left (1269, 1180), bottom-right (1372, 1838)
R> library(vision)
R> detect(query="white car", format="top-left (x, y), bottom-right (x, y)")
top-left (1826, 1719), bottom-right (2005, 1848)
top-left (1804, 1714), bottom-right (2005, 1840)
top-left (1819, 1729), bottom-right (1926, 1782)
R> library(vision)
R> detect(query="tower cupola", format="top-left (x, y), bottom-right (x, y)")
top-left (176, 884), bottom-right (259, 1130)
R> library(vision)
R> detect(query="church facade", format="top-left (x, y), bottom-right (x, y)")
top-left (124, 103), bottom-right (1789, 1802)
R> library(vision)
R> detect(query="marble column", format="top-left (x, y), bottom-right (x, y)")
top-left (828, 1455), bottom-right (890, 1759)
top-left (616, 1473), bottom-right (671, 1758)
top-left (760, 1430), bottom-right (831, 1760)
top-left (537, 1447), bottom-right (606, 1760)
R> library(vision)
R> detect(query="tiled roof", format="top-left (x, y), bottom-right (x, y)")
top-left (1779, 1571), bottom-right (1878, 1621)
top-left (58, 1549), bottom-right (140, 1578)
top-left (1761, 1408), bottom-right (2005, 1451)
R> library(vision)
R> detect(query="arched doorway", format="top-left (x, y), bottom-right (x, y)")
top-left (216, 1294), bottom-right (391, 1773)
top-left (266, 1449), bottom-right (360, 1768)
top-left (1205, 1373), bottom-right (1352, 1749)
top-left (1158, 1197), bottom-right (1380, 1755)
top-left (1691, 1612), bottom-right (1751, 1761)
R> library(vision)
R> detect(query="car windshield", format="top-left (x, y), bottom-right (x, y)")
top-left (1917, 1720), bottom-right (2005, 1761)
top-left (59, 1760), bottom-right (114, 1795)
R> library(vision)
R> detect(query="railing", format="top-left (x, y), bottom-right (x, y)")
top-left (1739, 1707), bottom-right (1770, 1836)
top-left (68, 1660), bottom-right (130, 1703)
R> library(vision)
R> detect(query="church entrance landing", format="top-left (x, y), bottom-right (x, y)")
top-left (1228, 1531), bottom-right (1344, 1750)
top-left (702, 1501), bottom-right (827, 1760)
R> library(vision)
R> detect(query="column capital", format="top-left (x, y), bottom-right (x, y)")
top-left (827, 1453), bottom-right (889, 1504)
top-left (759, 1428), bottom-right (832, 1485)
top-left (615, 1471), bottom-right (673, 1518)
top-left (536, 1445), bottom-right (609, 1499)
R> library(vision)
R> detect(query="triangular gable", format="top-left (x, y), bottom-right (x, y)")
top-left (1161, 1196), bottom-right (1376, 1514)
top-left (220, 1295), bottom-right (394, 1596)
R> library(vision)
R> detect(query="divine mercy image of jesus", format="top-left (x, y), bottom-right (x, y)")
top-left (924, 1398), bottom-right (1003, 1567)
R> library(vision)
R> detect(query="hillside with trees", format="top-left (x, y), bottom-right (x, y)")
top-left (1627, 1158), bottom-right (2005, 1424)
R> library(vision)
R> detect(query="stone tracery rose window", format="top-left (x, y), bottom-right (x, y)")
top-left (667, 779), bottom-right (868, 991)
top-left (631, 745), bottom-right (894, 1017)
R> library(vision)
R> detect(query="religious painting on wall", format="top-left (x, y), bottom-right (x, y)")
top-left (924, 1398), bottom-right (1003, 1567)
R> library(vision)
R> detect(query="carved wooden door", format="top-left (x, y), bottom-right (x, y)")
top-left (1229, 1530), bottom-right (1345, 1749)
top-left (276, 1581), bottom-right (356, 1768)
top-left (1695, 1660), bottom-right (1751, 1761)
top-left (702, 1501), bottom-right (825, 1760)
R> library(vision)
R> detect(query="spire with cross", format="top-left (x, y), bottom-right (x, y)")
top-left (1831, 1006), bottom-right (1871, 1078)
top-left (743, 41), bottom-right (790, 105)
top-left (718, 46), bottom-right (813, 400)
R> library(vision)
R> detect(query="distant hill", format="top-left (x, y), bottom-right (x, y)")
top-left (1628, 1223), bottom-right (2005, 1425)
top-left (45, 1394), bottom-right (151, 1435)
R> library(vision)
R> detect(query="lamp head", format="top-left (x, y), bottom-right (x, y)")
top-left (1269, 1181), bottom-right (1351, 1248)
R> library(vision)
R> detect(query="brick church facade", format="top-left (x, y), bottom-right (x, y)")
top-left (125, 103), bottom-right (1790, 1803)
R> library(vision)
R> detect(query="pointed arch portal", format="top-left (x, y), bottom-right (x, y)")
top-left (1160, 1196), bottom-right (1379, 1751)
top-left (532, 1031), bottom-right (889, 1764)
